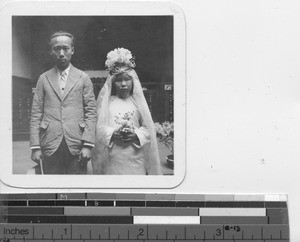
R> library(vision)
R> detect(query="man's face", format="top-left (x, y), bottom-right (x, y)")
top-left (49, 35), bottom-right (74, 70)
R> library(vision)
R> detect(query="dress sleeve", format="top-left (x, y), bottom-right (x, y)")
top-left (133, 117), bottom-right (150, 148)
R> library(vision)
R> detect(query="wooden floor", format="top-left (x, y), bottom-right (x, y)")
top-left (13, 141), bottom-right (174, 175)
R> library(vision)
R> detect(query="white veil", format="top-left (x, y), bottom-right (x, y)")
top-left (91, 69), bottom-right (162, 175)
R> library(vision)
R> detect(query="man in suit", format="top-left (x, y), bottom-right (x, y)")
top-left (30, 31), bottom-right (97, 174)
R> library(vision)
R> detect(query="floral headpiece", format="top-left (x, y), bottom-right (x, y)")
top-left (105, 47), bottom-right (136, 75)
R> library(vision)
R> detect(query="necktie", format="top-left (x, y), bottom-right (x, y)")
top-left (59, 71), bottom-right (67, 94)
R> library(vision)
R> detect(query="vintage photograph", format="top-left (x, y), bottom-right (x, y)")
top-left (12, 16), bottom-right (175, 176)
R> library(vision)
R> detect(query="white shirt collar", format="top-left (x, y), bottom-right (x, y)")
top-left (56, 64), bottom-right (71, 77)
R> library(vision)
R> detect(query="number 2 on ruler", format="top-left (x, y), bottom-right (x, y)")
top-left (138, 228), bottom-right (144, 237)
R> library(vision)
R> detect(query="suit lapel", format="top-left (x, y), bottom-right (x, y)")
top-left (46, 68), bottom-right (63, 101)
top-left (62, 64), bottom-right (81, 101)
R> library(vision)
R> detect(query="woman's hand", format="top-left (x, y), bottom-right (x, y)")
top-left (112, 129), bottom-right (140, 145)
top-left (112, 129), bottom-right (123, 142)
top-left (121, 131), bottom-right (139, 144)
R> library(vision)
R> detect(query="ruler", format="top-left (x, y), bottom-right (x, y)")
top-left (0, 193), bottom-right (289, 241)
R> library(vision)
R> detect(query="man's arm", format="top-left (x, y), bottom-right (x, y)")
top-left (79, 75), bottom-right (97, 162)
top-left (30, 77), bottom-right (44, 162)
top-left (81, 75), bottom-right (97, 144)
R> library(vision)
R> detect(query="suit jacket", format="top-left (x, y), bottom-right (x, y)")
top-left (30, 64), bottom-right (97, 157)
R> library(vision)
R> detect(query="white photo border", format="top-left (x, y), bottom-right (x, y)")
top-left (0, 1), bottom-right (186, 188)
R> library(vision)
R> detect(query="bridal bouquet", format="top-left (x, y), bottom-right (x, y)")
top-left (114, 111), bottom-right (135, 136)
top-left (119, 120), bottom-right (134, 135)
top-left (155, 121), bottom-right (174, 154)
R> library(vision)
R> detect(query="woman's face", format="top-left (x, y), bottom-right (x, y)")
top-left (114, 73), bottom-right (133, 99)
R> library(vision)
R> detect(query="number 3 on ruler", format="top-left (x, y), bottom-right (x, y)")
top-left (216, 228), bottom-right (222, 236)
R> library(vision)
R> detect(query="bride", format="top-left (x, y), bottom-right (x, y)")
top-left (91, 48), bottom-right (162, 175)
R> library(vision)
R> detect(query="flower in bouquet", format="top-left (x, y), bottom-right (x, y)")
top-left (114, 111), bottom-right (135, 135)
top-left (119, 120), bottom-right (134, 135)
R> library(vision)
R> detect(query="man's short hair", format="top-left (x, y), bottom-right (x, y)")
top-left (49, 31), bottom-right (75, 47)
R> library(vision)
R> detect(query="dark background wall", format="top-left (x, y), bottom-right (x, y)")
top-left (12, 16), bottom-right (173, 140)
top-left (18, 16), bottom-right (173, 84)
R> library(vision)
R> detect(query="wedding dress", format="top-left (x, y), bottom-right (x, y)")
top-left (91, 69), bottom-right (162, 175)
